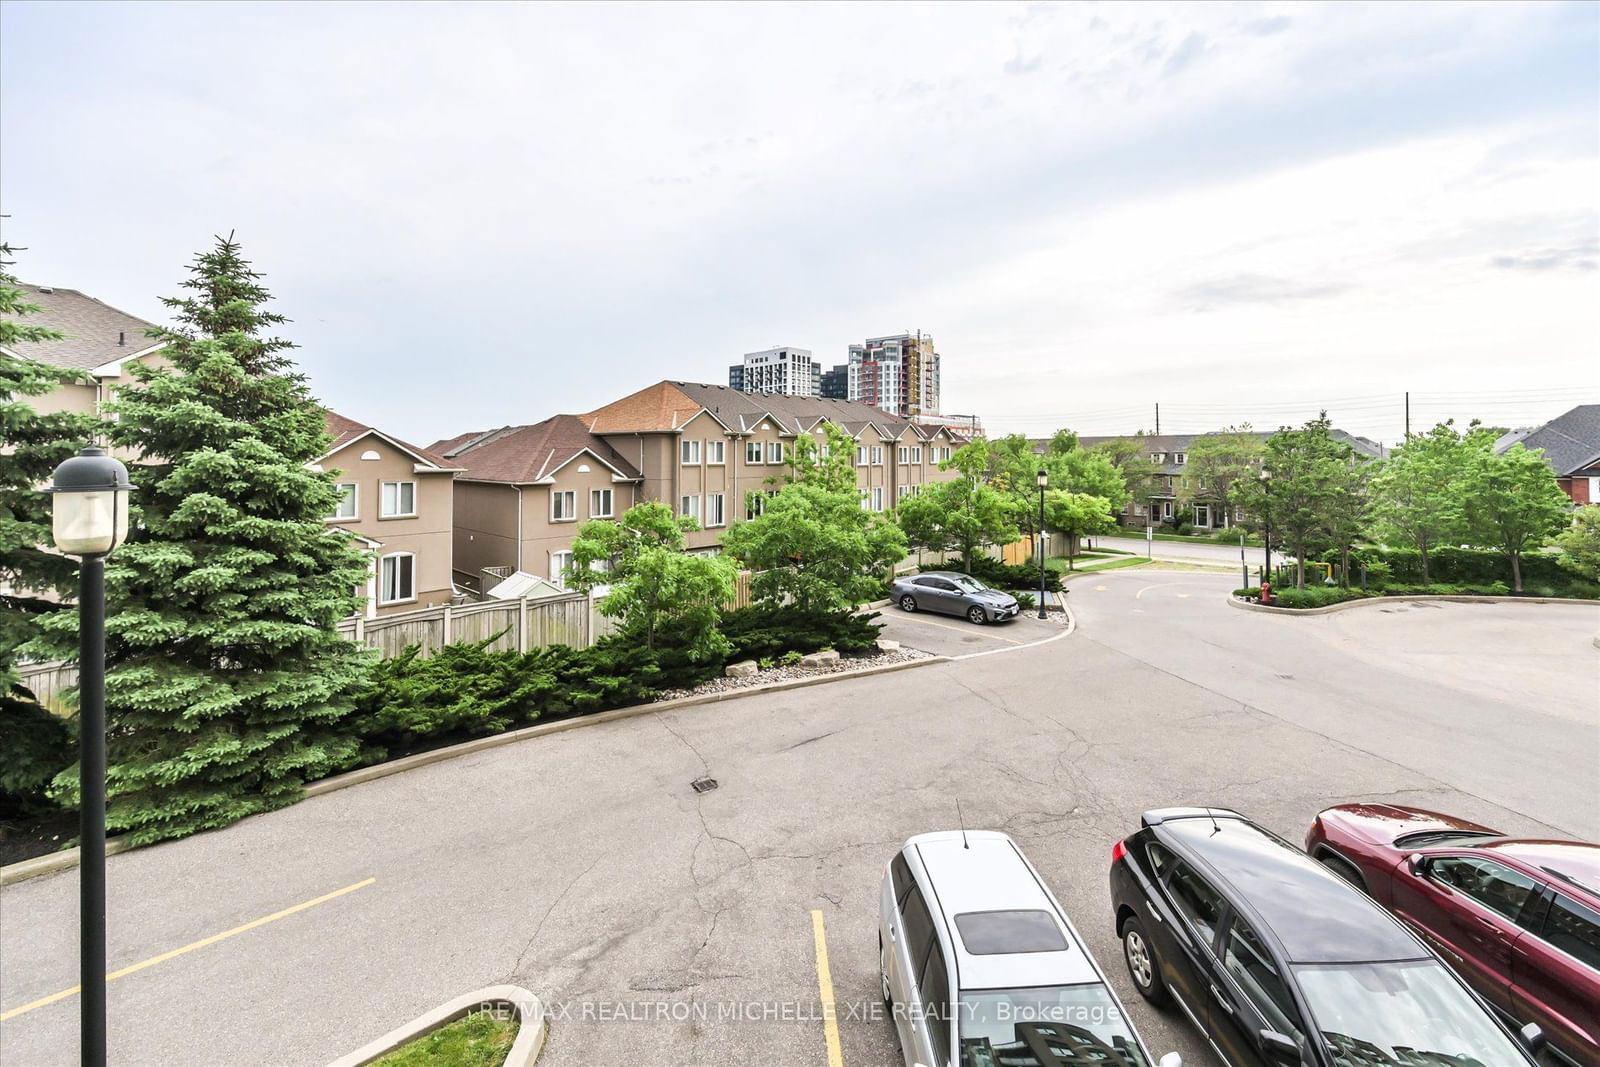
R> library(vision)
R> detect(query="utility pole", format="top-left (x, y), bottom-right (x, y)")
top-left (1404, 391), bottom-right (1410, 440)
top-left (1155, 402), bottom-right (1160, 435)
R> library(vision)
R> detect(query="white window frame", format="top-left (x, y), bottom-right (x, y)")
top-left (1175, 452), bottom-right (1187, 465)
top-left (590, 488), bottom-right (613, 518)
top-left (856, 446), bottom-right (868, 466)
top-left (328, 482), bottom-right (358, 521)
top-left (897, 446), bottom-right (909, 464)
top-left (871, 486), bottom-right (884, 511)
top-left (379, 551), bottom-right (415, 605)
top-left (766, 441), bottom-right (784, 464)
top-left (745, 440), bottom-right (764, 464)
top-left (745, 490), bottom-right (766, 520)
top-left (551, 489), bottom-right (577, 522)
top-left (680, 494), bottom-right (700, 522)
top-left (681, 438), bottom-right (701, 465)
top-left (871, 446), bottom-right (884, 466)
top-left (911, 446), bottom-right (922, 463)
top-left (549, 550), bottom-right (574, 587)
top-left (706, 492), bottom-right (726, 528)
top-left (380, 480), bottom-right (416, 519)
top-left (707, 439), bottom-right (726, 465)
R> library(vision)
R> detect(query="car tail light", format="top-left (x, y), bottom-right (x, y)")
top-left (1111, 839), bottom-right (1127, 865)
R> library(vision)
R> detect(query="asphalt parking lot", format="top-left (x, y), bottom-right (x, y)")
top-left (2, 569), bottom-right (1595, 1066)
top-left (873, 600), bottom-right (1069, 659)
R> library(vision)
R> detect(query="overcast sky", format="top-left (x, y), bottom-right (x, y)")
top-left (3, 1), bottom-right (1596, 446)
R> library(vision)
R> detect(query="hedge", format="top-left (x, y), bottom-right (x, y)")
top-left (1349, 546), bottom-right (1569, 586)
top-left (924, 556), bottom-right (1063, 593)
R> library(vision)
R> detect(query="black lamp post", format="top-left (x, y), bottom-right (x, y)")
top-left (1258, 466), bottom-right (1271, 585)
top-left (47, 446), bottom-right (132, 1067)
top-left (1036, 468), bottom-right (1048, 619)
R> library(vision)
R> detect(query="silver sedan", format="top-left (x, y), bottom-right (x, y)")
top-left (890, 571), bottom-right (1021, 624)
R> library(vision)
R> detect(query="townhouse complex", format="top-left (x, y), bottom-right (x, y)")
top-left (430, 380), bottom-right (969, 598)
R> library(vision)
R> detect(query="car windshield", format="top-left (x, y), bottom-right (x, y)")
top-left (1293, 960), bottom-right (1529, 1066)
top-left (957, 983), bottom-right (1150, 1067)
top-left (952, 576), bottom-right (988, 592)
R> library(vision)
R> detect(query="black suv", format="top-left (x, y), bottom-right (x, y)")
top-left (1109, 808), bottom-right (1546, 1067)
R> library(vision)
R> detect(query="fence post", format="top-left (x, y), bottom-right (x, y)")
top-left (441, 604), bottom-right (453, 647)
top-left (519, 596), bottom-right (530, 653)
top-left (353, 615), bottom-right (365, 643)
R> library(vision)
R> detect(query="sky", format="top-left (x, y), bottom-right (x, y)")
top-left (2, 0), bottom-right (1597, 447)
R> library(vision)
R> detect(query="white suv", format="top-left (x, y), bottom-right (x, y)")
top-left (879, 830), bottom-right (1180, 1067)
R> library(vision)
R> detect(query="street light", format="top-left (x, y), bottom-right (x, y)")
top-left (1036, 468), bottom-right (1048, 619)
top-left (1258, 466), bottom-right (1271, 585)
top-left (47, 445), bottom-right (132, 1067)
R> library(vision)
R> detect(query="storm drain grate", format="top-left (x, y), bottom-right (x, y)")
top-left (691, 777), bottom-right (719, 794)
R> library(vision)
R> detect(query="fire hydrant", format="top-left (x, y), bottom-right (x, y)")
top-left (1260, 580), bottom-right (1272, 605)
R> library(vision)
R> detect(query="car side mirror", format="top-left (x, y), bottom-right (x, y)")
top-left (1158, 1054), bottom-right (1183, 1067)
top-left (1259, 1030), bottom-right (1301, 1067)
top-left (1405, 853), bottom-right (1428, 876)
top-left (1519, 1022), bottom-right (1547, 1053)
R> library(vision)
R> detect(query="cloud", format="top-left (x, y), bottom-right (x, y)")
top-left (1004, 50), bottom-right (1043, 76)
top-left (1163, 32), bottom-right (1210, 77)
top-left (1243, 16), bottom-right (1292, 37)
top-left (1173, 274), bottom-right (1353, 311)
top-left (1490, 242), bottom-right (1599, 272)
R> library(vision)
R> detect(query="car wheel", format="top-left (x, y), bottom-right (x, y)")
top-left (1122, 917), bottom-right (1169, 1006)
top-left (967, 605), bottom-right (987, 625)
top-left (899, 594), bottom-right (917, 612)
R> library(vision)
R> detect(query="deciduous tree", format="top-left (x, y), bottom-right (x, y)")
top-left (1460, 441), bottom-right (1571, 592)
top-left (1367, 422), bottom-right (1469, 585)
top-left (1554, 505), bottom-right (1600, 582)
top-left (1180, 425), bottom-right (1262, 528)
top-left (1236, 414), bottom-right (1352, 589)
top-left (1044, 492), bottom-right (1117, 569)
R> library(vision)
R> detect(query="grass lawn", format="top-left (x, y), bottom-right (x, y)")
top-left (374, 1011), bottom-right (518, 1067)
top-left (1061, 557), bottom-right (1153, 576)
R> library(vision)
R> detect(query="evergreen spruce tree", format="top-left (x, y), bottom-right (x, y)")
top-left (1, 244), bottom-right (93, 812)
top-left (32, 235), bottom-right (371, 844)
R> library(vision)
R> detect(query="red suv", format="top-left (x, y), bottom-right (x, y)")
top-left (1306, 803), bottom-right (1600, 1067)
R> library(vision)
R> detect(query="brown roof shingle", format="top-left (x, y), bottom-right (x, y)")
top-left (1, 284), bottom-right (163, 371)
top-left (321, 410), bottom-right (458, 470)
top-left (431, 414), bottom-right (642, 483)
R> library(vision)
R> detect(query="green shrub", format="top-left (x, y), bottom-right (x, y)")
top-left (928, 557), bottom-right (1063, 593)
top-left (0, 694), bottom-right (76, 818)
top-left (1014, 591), bottom-right (1037, 610)
top-left (1267, 587), bottom-right (1371, 609)
top-left (721, 604), bottom-right (883, 659)
top-left (1233, 587), bottom-right (1261, 598)
top-left (780, 650), bottom-right (804, 667)
top-left (1353, 546), bottom-right (1569, 586)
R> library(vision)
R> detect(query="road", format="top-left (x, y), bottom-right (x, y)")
top-left (2, 572), bottom-right (1594, 1067)
top-left (1096, 533), bottom-right (1270, 572)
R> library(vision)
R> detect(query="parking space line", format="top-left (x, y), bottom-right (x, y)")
top-left (0, 877), bottom-right (376, 1021)
top-left (810, 910), bottom-right (845, 1067)
top-left (889, 614), bottom-right (1024, 645)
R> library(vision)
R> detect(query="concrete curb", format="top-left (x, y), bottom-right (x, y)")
top-left (0, 653), bottom-right (948, 887)
top-left (326, 984), bottom-right (546, 1067)
top-left (1227, 593), bottom-right (1600, 617)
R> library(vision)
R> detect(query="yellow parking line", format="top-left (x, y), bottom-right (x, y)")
top-left (811, 910), bottom-right (845, 1067)
top-left (891, 613), bottom-right (1024, 645)
top-left (0, 877), bottom-right (376, 1021)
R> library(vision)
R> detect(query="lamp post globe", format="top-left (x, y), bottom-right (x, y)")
top-left (47, 447), bottom-right (133, 557)
top-left (47, 445), bottom-right (132, 1067)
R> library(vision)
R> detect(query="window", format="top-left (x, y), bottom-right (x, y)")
top-left (856, 446), bottom-right (868, 466)
top-left (380, 481), bottom-right (415, 518)
top-left (1429, 857), bottom-right (1541, 923)
top-left (953, 910), bottom-right (1068, 955)
top-left (680, 494), bottom-right (700, 522)
top-left (745, 440), bottom-right (763, 464)
top-left (766, 441), bottom-right (784, 464)
top-left (681, 439), bottom-right (701, 464)
top-left (329, 483), bottom-right (357, 520)
top-left (707, 439), bottom-right (725, 464)
top-left (1224, 917), bottom-right (1303, 1039)
top-left (897, 446), bottom-right (909, 464)
top-left (744, 490), bottom-right (766, 520)
top-left (379, 553), bottom-right (414, 604)
top-left (1150, 452), bottom-right (1166, 463)
top-left (590, 489), bottom-right (613, 518)
top-left (1543, 893), bottom-right (1600, 969)
top-left (911, 446), bottom-right (922, 463)
top-left (549, 550), bottom-right (573, 586)
top-left (1166, 861), bottom-right (1225, 946)
top-left (890, 853), bottom-right (916, 908)
top-left (900, 885), bottom-right (937, 974)
top-left (897, 484), bottom-right (909, 502)
top-left (871, 487), bottom-right (884, 511)
top-left (552, 490), bottom-right (576, 521)
top-left (870, 446), bottom-right (883, 465)
top-left (859, 488), bottom-right (870, 510)
top-left (706, 492), bottom-right (725, 527)
top-left (1175, 452), bottom-right (1187, 464)
top-left (1147, 842), bottom-right (1176, 878)
top-left (917, 943), bottom-right (951, 1065)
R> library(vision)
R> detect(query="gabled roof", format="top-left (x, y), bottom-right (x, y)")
top-left (1, 283), bottom-right (164, 372)
top-left (431, 414), bottom-right (642, 484)
top-left (581, 381), bottom-right (705, 433)
top-left (1495, 404), bottom-right (1600, 476)
top-left (1071, 428), bottom-right (1387, 465)
top-left (321, 410), bottom-right (461, 471)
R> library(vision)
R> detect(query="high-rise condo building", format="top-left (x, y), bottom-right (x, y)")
top-left (846, 331), bottom-right (940, 418)
top-left (727, 346), bottom-right (821, 397)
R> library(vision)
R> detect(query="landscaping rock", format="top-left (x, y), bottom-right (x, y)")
top-left (799, 649), bottom-right (841, 668)
top-left (876, 639), bottom-right (900, 652)
top-left (657, 647), bottom-right (935, 703)
top-left (725, 660), bottom-right (760, 679)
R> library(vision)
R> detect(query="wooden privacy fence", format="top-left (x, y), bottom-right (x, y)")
top-left (19, 570), bottom-right (761, 705)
